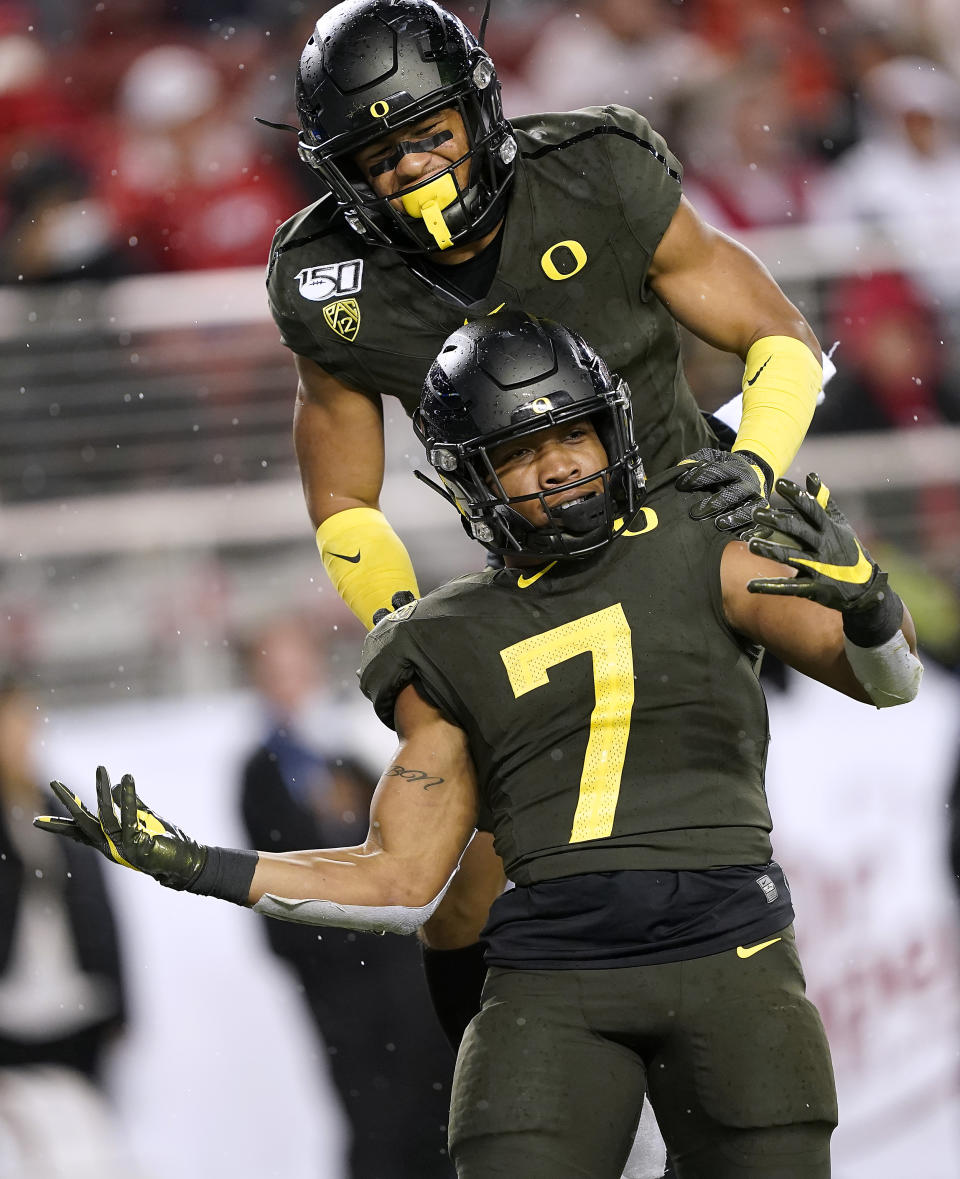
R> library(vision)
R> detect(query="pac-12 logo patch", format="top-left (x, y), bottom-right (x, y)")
top-left (324, 299), bottom-right (361, 342)
top-left (297, 259), bottom-right (363, 302)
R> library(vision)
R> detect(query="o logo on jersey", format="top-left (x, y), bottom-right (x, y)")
top-left (370, 100), bottom-right (390, 118)
top-left (540, 240), bottom-right (588, 282)
top-left (531, 397), bottom-right (553, 414)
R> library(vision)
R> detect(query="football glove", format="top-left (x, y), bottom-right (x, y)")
top-left (747, 473), bottom-right (900, 632)
top-left (372, 589), bottom-right (417, 627)
top-left (675, 448), bottom-right (773, 533)
top-left (35, 766), bottom-right (209, 890)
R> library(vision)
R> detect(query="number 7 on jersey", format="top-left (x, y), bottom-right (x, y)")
top-left (500, 604), bottom-right (634, 843)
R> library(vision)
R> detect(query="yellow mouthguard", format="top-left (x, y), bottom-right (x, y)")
top-left (401, 173), bottom-right (457, 249)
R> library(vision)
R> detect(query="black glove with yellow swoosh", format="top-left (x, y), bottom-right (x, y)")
top-left (35, 766), bottom-right (257, 903)
top-left (747, 473), bottom-right (904, 646)
top-left (675, 448), bottom-right (773, 533)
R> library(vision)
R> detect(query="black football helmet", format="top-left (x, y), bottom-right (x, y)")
top-left (414, 313), bottom-right (646, 559)
top-left (295, 0), bottom-right (516, 254)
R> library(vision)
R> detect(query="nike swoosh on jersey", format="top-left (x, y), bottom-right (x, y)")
top-left (745, 355), bottom-right (772, 387)
top-left (790, 541), bottom-right (873, 584)
top-left (329, 551), bottom-right (362, 564)
top-left (736, 937), bottom-right (782, 959)
top-left (517, 561), bottom-right (557, 589)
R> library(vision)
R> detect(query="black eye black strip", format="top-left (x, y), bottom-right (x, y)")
top-left (368, 129), bottom-right (454, 176)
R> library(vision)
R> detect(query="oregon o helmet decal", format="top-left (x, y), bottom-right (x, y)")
top-left (369, 99), bottom-right (390, 118)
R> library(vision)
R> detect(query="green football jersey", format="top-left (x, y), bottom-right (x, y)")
top-left (267, 105), bottom-right (714, 475)
top-left (359, 471), bottom-right (773, 886)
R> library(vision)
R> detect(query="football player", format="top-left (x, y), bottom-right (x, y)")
top-left (268, 0), bottom-right (824, 636)
top-left (37, 314), bottom-right (921, 1179)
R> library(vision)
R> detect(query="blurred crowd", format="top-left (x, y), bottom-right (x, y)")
top-left (3, 0), bottom-right (960, 401)
top-left (4, 0), bottom-right (960, 403)
top-left (1, 0), bottom-right (959, 664)
top-left (1, 0), bottom-right (960, 287)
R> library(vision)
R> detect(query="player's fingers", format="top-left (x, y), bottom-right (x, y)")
top-left (751, 507), bottom-right (820, 551)
top-left (96, 766), bottom-right (118, 835)
top-left (49, 779), bottom-right (95, 824)
top-left (805, 472), bottom-right (831, 509)
top-left (33, 815), bottom-right (86, 842)
top-left (747, 576), bottom-right (816, 597)
top-left (714, 504), bottom-right (757, 532)
top-left (675, 463), bottom-right (735, 492)
top-left (747, 536), bottom-right (806, 566)
top-left (774, 478), bottom-right (825, 529)
top-left (119, 774), bottom-right (138, 837)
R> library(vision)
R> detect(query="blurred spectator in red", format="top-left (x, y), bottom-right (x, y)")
top-left (99, 44), bottom-right (303, 272)
top-left (0, 8), bottom-right (127, 282)
top-left (686, 0), bottom-right (840, 136)
top-left (812, 271), bottom-right (959, 432)
top-left (0, 22), bottom-right (76, 153)
top-left (809, 56), bottom-right (960, 308)
top-left (811, 270), bottom-right (960, 575)
top-left (0, 150), bottom-right (127, 282)
top-left (513, 0), bottom-right (723, 130)
top-left (680, 62), bottom-right (825, 229)
top-left (58, 0), bottom-right (181, 120)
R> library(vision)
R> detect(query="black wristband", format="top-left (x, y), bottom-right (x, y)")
top-left (842, 580), bottom-right (904, 648)
top-left (421, 941), bottom-right (488, 1053)
top-left (189, 846), bottom-right (259, 905)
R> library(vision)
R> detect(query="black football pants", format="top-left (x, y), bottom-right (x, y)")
top-left (448, 925), bottom-right (837, 1179)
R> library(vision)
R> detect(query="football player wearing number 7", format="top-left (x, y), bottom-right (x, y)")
top-left (36, 314), bottom-right (919, 1179)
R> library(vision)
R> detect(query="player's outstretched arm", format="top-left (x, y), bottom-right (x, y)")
top-left (721, 474), bottom-right (921, 707)
top-left (651, 197), bottom-right (823, 531)
top-left (294, 355), bottom-right (420, 629)
top-left (34, 688), bottom-right (479, 933)
top-left (251, 684), bottom-right (479, 929)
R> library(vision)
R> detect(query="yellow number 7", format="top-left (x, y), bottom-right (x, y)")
top-left (500, 604), bottom-right (634, 843)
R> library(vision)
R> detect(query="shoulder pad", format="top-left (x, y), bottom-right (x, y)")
top-left (267, 194), bottom-right (348, 284)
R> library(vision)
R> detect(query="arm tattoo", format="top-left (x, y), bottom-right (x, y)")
top-left (385, 765), bottom-right (446, 790)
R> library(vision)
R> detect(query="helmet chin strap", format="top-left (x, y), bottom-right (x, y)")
top-left (401, 173), bottom-right (458, 249)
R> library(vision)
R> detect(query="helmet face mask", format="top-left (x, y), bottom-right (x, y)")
top-left (296, 0), bottom-right (516, 254)
top-left (416, 315), bottom-right (646, 560)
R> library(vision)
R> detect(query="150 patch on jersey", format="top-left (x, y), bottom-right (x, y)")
top-left (297, 259), bottom-right (363, 302)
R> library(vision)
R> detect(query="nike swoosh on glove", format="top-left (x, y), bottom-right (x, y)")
top-left (746, 473), bottom-right (889, 614)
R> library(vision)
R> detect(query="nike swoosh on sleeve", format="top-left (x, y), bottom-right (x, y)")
top-left (790, 542), bottom-right (874, 584)
top-left (745, 356), bottom-right (772, 387)
top-left (329, 551), bottom-right (362, 564)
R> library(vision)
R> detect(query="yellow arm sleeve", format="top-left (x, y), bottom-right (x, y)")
top-left (316, 507), bottom-right (420, 631)
top-left (732, 335), bottom-right (823, 481)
